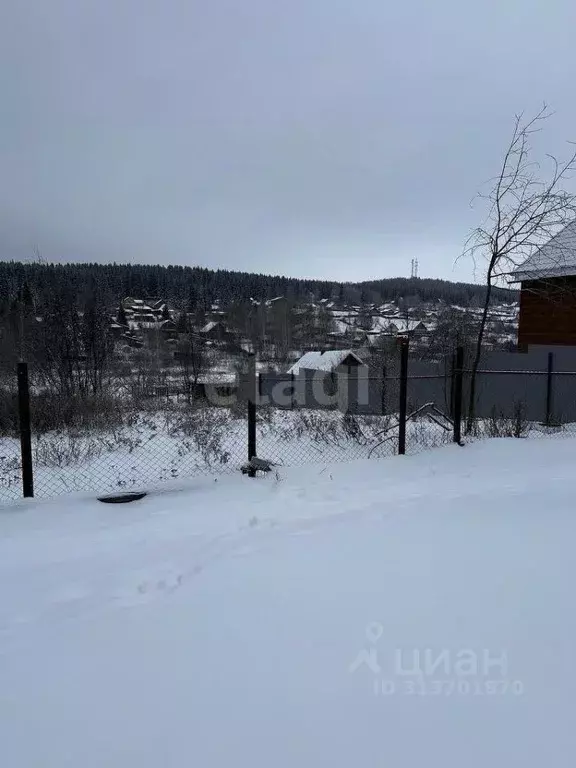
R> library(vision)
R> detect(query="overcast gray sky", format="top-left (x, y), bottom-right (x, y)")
top-left (2, 0), bottom-right (576, 282)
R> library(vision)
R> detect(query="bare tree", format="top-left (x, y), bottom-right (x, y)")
top-left (35, 291), bottom-right (84, 398)
top-left (423, 306), bottom-right (479, 361)
top-left (315, 305), bottom-right (336, 343)
top-left (464, 105), bottom-right (576, 428)
top-left (177, 334), bottom-right (210, 403)
top-left (268, 299), bottom-right (294, 362)
top-left (82, 298), bottom-right (115, 396)
top-left (353, 305), bottom-right (373, 333)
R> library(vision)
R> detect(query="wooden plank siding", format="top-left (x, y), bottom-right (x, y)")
top-left (518, 277), bottom-right (576, 346)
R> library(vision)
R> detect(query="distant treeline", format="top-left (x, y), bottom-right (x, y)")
top-left (0, 261), bottom-right (516, 310)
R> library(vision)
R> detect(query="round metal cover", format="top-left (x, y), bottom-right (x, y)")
top-left (97, 491), bottom-right (147, 504)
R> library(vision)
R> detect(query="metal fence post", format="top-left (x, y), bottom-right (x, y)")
top-left (398, 338), bottom-right (409, 455)
top-left (453, 346), bottom-right (464, 445)
top-left (381, 363), bottom-right (387, 415)
top-left (449, 349), bottom-right (456, 418)
top-left (247, 354), bottom-right (257, 476)
top-left (545, 351), bottom-right (554, 426)
top-left (17, 362), bottom-right (34, 498)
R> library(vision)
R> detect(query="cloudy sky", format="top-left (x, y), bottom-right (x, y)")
top-left (2, 0), bottom-right (576, 282)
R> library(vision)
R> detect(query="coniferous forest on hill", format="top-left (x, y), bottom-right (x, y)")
top-left (0, 260), bottom-right (515, 310)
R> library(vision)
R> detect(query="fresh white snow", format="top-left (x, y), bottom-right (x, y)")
top-left (1, 438), bottom-right (575, 766)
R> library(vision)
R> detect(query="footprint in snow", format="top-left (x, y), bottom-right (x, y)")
top-left (117, 571), bottom-right (184, 607)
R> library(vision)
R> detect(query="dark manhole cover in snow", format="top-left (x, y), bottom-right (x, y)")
top-left (97, 492), bottom-right (147, 504)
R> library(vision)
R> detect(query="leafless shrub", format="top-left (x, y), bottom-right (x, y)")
top-left (271, 410), bottom-right (380, 447)
top-left (31, 392), bottom-right (127, 433)
top-left (0, 454), bottom-right (21, 492)
top-left (256, 404), bottom-right (275, 426)
top-left (407, 418), bottom-right (452, 449)
top-left (170, 408), bottom-right (233, 466)
top-left (465, 417), bottom-right (483, 438)
top-left (0, 390), bottom-right (19, 437)
top-left (228, 398), bottom-right (247, 420)
top-left (33, 432), bottom-right (104, 468)
top-left (158, 403), bottom-right (187, 434)
top-left (97, 430), bottom-right (144, 454)
top-left (170, 406), bottom-right (231, 437)
top-left (485, 402), bottom-right (530, 438)
top-left (274, 411), bottom-right (341, 445)
top-left (341, 413), bottom-right (368, 444)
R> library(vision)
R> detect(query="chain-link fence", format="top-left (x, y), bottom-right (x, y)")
top-left (0, 385), bottom-right (23, 501)
top-left (1, 346), bottom-right (449, 503)
top-left (0, 371), bottom-right (248, 503)
top-left (4, 343), bottom-right (576, 504)
top-left (464, 364), bottom-right (576, 441)
top-left (404, 357), bottom-right (455, 454)
top-left (254, 387), bottom-right (396, 469)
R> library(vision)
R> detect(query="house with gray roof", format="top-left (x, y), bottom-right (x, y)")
top-left (511, 220), bottom-right (576, 346)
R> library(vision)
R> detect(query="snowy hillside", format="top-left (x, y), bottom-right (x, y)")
top-left (0, 438), bottom-right (574, 767)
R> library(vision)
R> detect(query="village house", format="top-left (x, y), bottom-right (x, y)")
top-left (384, 318), bottom-right (428, 336)
top-left (198, 320), bottom-right (232, 344)
top-left (109, 321), bottom-right (129, 339)
top-left (121, 297), bottom-right (169, 326)
top-left (288, 349), bottom-right (365, 375)
top-left (511, 221), bottom-right (576, 346)
top-left (159, 319), bottom-right (178, 340)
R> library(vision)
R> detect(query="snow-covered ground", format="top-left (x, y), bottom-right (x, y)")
top-left (1, 437), bottom-right (574, 766)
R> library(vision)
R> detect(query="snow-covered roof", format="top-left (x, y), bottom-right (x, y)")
top-left (371, 316), bottom-right (393, 333)
top-left (288, 350), bottom-right (364, 375)
top-left (200, 321), bottom-right (219, 333)
top-left (511, 220), bottom-right (576, 281)
top-left (331, 310), bottom-right (355, 318)
top-left (387, 319), bottom-right (427, 333)
top-left (332, 319), bottom-right (352, 335)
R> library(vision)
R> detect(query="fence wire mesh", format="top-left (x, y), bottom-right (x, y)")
top-left (6, 345), bottom-right (576, 504)
top-left (0, 383), bottom-right (23, 503)
top-left (252, 359), bottom-right (454, 468)
top-left (1, 368), bottom-right (403, 502)
top-left (404, 356), bottom-right (454, 454)
top-left (256, 400), bottom-right (397, 471)
top-left (464, 368), bottom-right (576, 441)
top-left (0, 388), bottom-right (248, 503)
top-left (0, 438), bottom-right (22, 502)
